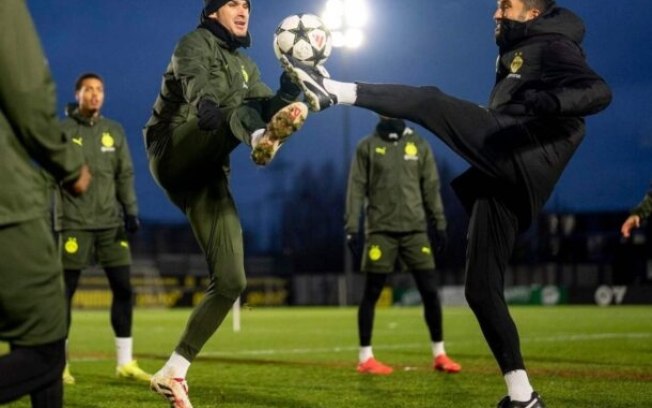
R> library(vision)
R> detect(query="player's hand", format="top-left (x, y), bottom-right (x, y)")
top-left (197, 98), bottom-right (224, 131)
top-left (279, 71), bottom-right (301, 99)
top-left (124, 214), bottom-right (141, 234)
top-left (433, 228), bottom-right (448, 255)
top-left (63, 163), bottom-right (91, 196)
top-left (523, 89), bottom-right (559, 115)
top-left (621, 215), bottom-right (640, 238)
top-left (346, 232), bottom-right (361, 259)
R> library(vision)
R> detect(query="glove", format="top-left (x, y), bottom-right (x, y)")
top-left (432, 229), bottom-right (448, 256)
top-left (279, 71), bottom-right (301, 99)
top-left (500, 89), bottom-right (559, 116)
top-left (197, 98), bottom-right (225, 131)
top-left (346, 232), bottom-right (361, 259)
top-left (520, 89), bottom-right (560, 115)
top-left (124, 214), bottom-right (140, 234)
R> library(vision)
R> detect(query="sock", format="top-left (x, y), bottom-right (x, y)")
top-left (158, 351), bottom-right (191, 379)
top-left (250, 128), bottom-right (265, 147)
top-left (432, 341), bottom-right (446, 357)
top-left (115, 337), bottom-right (133, 366)
top-left (504, 370), bottom-right (534, 402)
top-left (359, 346), bottom-right (374, 363)
top-left (323, 79), bottom-right (357, 105)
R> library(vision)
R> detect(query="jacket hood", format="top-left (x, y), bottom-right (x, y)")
top-left (527, 6), bottom-right (585, 44)
top-left (497, 6), bottom-right (585, 50)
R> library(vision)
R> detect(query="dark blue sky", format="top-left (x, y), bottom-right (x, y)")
top-left (30, 0), bottom-right (652, 224)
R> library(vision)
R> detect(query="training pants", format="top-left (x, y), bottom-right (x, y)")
top-left (355, 84), bottom-right (528, 372)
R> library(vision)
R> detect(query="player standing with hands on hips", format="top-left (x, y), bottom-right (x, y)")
top-left (281, 0), bottom-right (611, 406)
top-left (345, 116), bottom-right (461, 375)
top-left (144, 0), bottom-right (307, 406)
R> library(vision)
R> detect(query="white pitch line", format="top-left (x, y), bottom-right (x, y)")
top-left (200, 332), bottom-right (652, 358)
top-left (70, 332), bottom-right (652, 362)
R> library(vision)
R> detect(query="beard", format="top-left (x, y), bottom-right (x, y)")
top-left (494, 18), bottom-right (529, 48)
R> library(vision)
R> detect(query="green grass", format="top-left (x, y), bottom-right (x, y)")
top-left (3, 306), bottom-right (652, 407)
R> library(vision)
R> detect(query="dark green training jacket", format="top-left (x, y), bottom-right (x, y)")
top-left (144, 27), bottom-right (279, 157)
top-left (0, 0), bottom-right (84, 226)
top-left (345, 128), bottom-right (447, 235)
top-left (59, 106), bottom-right (137, 230)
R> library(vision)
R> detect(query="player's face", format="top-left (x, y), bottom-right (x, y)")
top-left (494, 0), bottom-right (540, 37)
top-left (76, 78), bottom-right (104, 116)
top-left (214, 0), bottom-right (250, 37)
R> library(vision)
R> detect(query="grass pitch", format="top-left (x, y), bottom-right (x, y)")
top-left (3, 306), bottom-right (652, 407)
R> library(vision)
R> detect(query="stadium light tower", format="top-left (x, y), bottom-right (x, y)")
top-left (321, 0), bottom-right (369, 306)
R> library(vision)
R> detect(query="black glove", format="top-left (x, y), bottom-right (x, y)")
top-left (197, 98), bottom-right (225, 131)
top-left (500, 89), bottom-right (559, 116)
top-left (520, 89), bottom-right (560, 115)
top-left (432, 229), bottom-right (448, 256)
top-left (346, 232), bottom-right (361, 259)
top-left (124, 214), bottom-right (140, 234)
top-left (279, 71), bottom-right (301, 99)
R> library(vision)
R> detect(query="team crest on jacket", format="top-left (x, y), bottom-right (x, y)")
top-left (65, 237), bottom-right (79, 254)
top-left (368, 245), bottom-right (382, 261)
top-left (404, 142), bottom-right (418, 161)
top-left (375, 146), bottom-right (387, 155)
top-left (510, 52), bottom-right (524, 74)
top-left (101, 132), bottom-right (115, 152)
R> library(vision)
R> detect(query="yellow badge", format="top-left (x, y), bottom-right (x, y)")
top-left (375, 146), bottom-right (387, 155)
top-left (368, 245), bottom-right (382, 262)
top-left (404, 142), bottom-right (418, 157)
top-left (421, 246), bottom-right (432, 255)
top-left (101, 132), bottom-right (115, 148)
top-left (64, 237), bottom-right (79, 254)
top-left (241, 65), bottom-right (249, 85)
top-left (72, 136), bottom-right (83, 146)
top-left (510, 52), bottom-right (524, 74)
top-left (120, 241), bottom-right (129, 249)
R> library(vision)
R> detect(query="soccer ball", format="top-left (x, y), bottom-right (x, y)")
top-left (273, 13), bottom-right (332, 67)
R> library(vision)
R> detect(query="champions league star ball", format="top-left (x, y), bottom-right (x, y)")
top-left (273, 13), bottom-right (332, 67)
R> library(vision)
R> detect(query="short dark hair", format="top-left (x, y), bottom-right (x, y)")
top-left (74, 72), bottom-right (103, 91)
top-left (522, 0), bottom-right (554, 12)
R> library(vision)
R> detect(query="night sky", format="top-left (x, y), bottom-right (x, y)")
top-left (29, 0), bottom-right (652, 226)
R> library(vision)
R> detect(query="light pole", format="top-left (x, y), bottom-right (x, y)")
top-left (321, 0), bottom-right (368, 305)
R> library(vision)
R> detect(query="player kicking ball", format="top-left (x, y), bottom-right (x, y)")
top-left (144, 1), bottom-right (307, 407)
top-left (280, 1), bottom-right (611, 406)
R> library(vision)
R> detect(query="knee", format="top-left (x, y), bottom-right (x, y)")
top-left (113, 284), bottom-right (133, 301)
top-left (213, 268), bottom-right (247, 300)
top-left (464, 284), bottom-right (492, 313)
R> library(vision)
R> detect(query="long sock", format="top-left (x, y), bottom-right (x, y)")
top-left (115, 337), bottom-right (133, 366)
top-left (323, 79), bottom-right (357, 105)
top-left (432, 341), bottom-right (446, 357)
top-left (158, 352), bottom-right (191, 379)
top-left (504, 370), bottom-right (534, 402)
top-left (358, 346), bottom-right (373, 363)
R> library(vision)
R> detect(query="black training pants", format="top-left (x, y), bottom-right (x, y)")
top-left (356, 84), bottom-right (526, 372)
top-left (0, 339), bottom-right (65, 407)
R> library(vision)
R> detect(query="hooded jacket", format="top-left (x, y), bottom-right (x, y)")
top-left (59, 105), bottom-right (137, 230)
top-left (452, 5), bottom-right (612, 231)
top-left (0, 0), bottom-right (85, 226)
top-left (345, 127), bottom-right (446, 235)
top-left (143, 25), bottom-right (277, 158)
